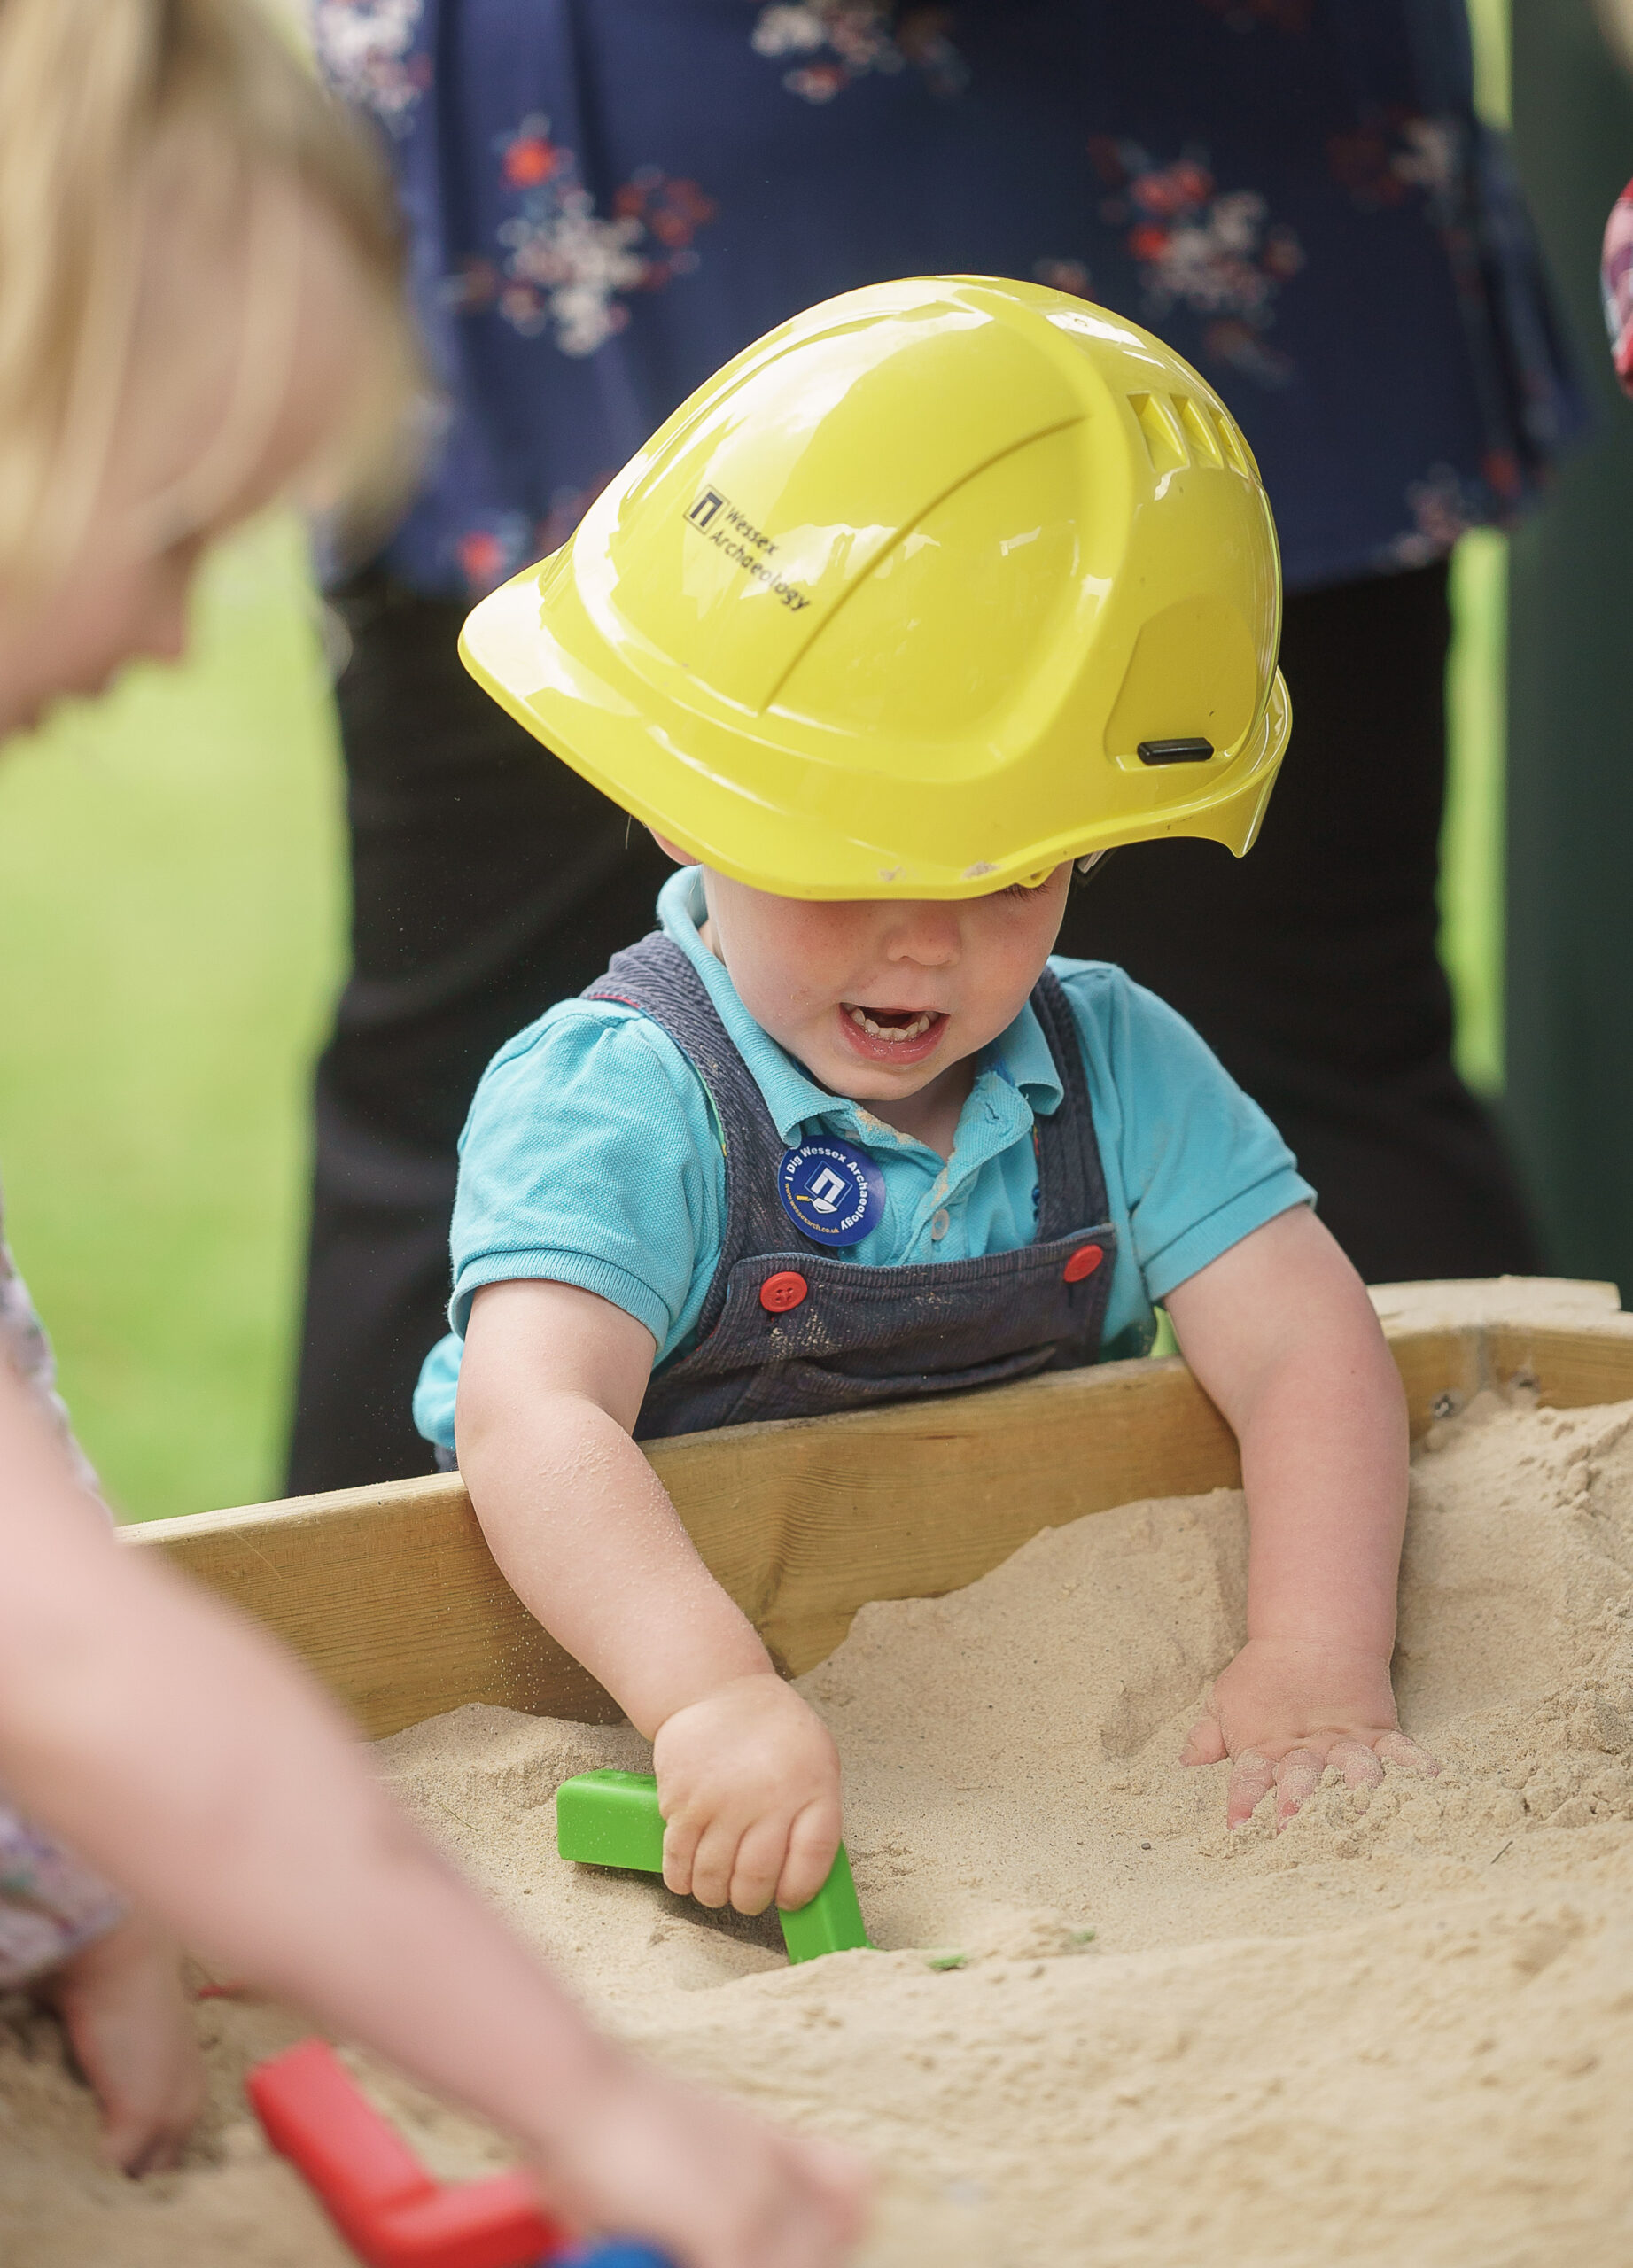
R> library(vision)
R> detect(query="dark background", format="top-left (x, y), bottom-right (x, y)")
top-left (1507, 0), bottom-right (1633, 1293)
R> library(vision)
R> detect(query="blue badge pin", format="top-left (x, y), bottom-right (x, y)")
top-left (778, 1139), bottom-right (886, 1248)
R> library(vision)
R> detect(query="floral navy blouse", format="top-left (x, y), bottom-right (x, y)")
top-left (315, 0), bottom-right (1583, 600)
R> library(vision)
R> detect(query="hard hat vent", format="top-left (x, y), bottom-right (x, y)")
top-left (1130, 393), bottom-right (1186, 474)
top-left (1130, 392), bottom-right (1238, 478)
top-left (1178, 397), bottom-right (1224, 467)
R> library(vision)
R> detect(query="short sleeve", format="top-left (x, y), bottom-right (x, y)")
top-left (1057, 963), bottom-right (1314, 1305)
top-left (0, 1188), bottom-right (103, 1505)
top-left (447, 1004), bottom-right (725, 1356)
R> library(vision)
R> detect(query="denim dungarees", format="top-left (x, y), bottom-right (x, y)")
top-left (584, 936), bottom-right (1118, 1443)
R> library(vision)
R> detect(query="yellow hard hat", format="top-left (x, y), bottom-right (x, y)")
top-left (460, 275), bottom-right (1290, 899)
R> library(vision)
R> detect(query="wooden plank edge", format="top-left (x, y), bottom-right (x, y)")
top-left (122, 1311), bottom-right (1633, 1737)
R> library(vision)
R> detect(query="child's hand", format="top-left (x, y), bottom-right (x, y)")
top-left (653, 1673), bottom-right (842, 1915)
top-left (1181, 1635), bottom-right (1437, 1829)
top-left (39, 1912), bottom-right (206, 2174)
top-left (533, 2047), bottom-right (867, 2268)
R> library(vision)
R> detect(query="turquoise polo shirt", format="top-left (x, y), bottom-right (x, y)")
top-left (413, 868), bottom-right (1313, 1449)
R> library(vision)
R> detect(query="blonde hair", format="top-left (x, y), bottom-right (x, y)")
top-left (0, 0), bottom-right (423, 593)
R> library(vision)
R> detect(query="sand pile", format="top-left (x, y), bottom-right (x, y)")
top-left (9, 1383), bottom-right (1633, 2264)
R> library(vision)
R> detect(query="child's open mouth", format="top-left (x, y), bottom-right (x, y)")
top-left (836, 1002), bottom-right (949, 1067)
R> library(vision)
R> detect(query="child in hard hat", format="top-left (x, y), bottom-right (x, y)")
top-left (0, 2), bottom-right (865, 2253)
top-left (416, 276), bottom-right (1435, 1923)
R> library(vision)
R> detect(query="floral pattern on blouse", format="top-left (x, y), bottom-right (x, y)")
top-left (1074, 140), bottom-right (1306, 387)
top-left (750, 3), bottom-right (968, 103)
top-left (455, 471), bottom-right (620, 594)
top-left (1385, 461), bottom-right (1504, 569)
top-left (317, 2), bottom-right (1584, 601)
top-left (0, 1194), bottom-right (92, 1487)
top-left (0, 1806), bottom-right (125, 1990)
top-left (313, 0), bottom-right (429, 134)
top-left (0, 1186), bottom-right (124, 1986)
top-left (1328, 108), bottom-right (1460, 212)
top-left (447, 118), bottom-right (719, 356)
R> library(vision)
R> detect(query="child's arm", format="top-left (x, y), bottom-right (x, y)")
top-left (0, 1362), bottom-right (865, 2265)
top-left (1163, 1204), bottom-right (1435, 1829)
top-left (456, 1278), bottom-right (844, 1915)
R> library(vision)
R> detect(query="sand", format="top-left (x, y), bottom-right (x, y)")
top-left (9, 1380), bottom-right (1633, 2264)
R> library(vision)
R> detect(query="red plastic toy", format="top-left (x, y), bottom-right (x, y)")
top-left (249, 2038), bottom-right (567, 2268)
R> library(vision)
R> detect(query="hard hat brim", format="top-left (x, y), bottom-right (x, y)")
top-left (460, 568), bottom-right (1291, 900)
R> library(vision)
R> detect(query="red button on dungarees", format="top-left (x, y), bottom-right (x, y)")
top-left (1062, 1243), bottom-right (1103, 1285)
top-left (760, 1270), bottom-right (809, 1314)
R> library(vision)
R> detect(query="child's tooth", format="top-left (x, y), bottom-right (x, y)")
top-left (851, 1007), bottom-right (937, 1040)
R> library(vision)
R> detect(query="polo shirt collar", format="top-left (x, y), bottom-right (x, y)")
top-left (657, 866), bottom-right (1063, 1146)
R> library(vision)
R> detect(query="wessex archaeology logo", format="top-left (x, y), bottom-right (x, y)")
top-left (777, 1138), bottom-right (885, 1247)
top-left (683, 485), bottom-right (810, 613)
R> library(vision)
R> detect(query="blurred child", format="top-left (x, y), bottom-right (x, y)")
top-left (0, 3), bottom-right (865, 2256)
top-left (418, 277), bottom-right (1437, 1923)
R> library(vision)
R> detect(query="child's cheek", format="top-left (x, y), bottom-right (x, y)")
top-left (727, 943), bottom-right (824, 1045)
top-left (760, 906), bottom-right (854, 1006)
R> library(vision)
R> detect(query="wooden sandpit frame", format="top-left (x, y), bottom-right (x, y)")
top-left (125, 1279), bottom-right (1633, 1738)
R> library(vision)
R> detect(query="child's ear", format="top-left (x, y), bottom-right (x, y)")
top-left (649, 830), bottom-right (689, 863)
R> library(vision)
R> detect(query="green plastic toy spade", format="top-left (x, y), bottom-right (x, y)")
top-left (556, 1769), bottom-right (870, 1964)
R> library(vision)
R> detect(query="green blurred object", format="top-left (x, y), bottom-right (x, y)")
top-left (0, 516), bottom-right (343, 1521)
top-left (1436, 0), bottom-right (1513, 1105)
top-left (556, 1769), bottom-right (871, 1963)
top-left (1442, 531), bottom-right (1508, 1099)
top-left (1466, 0), bottom-right (1512, 125)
